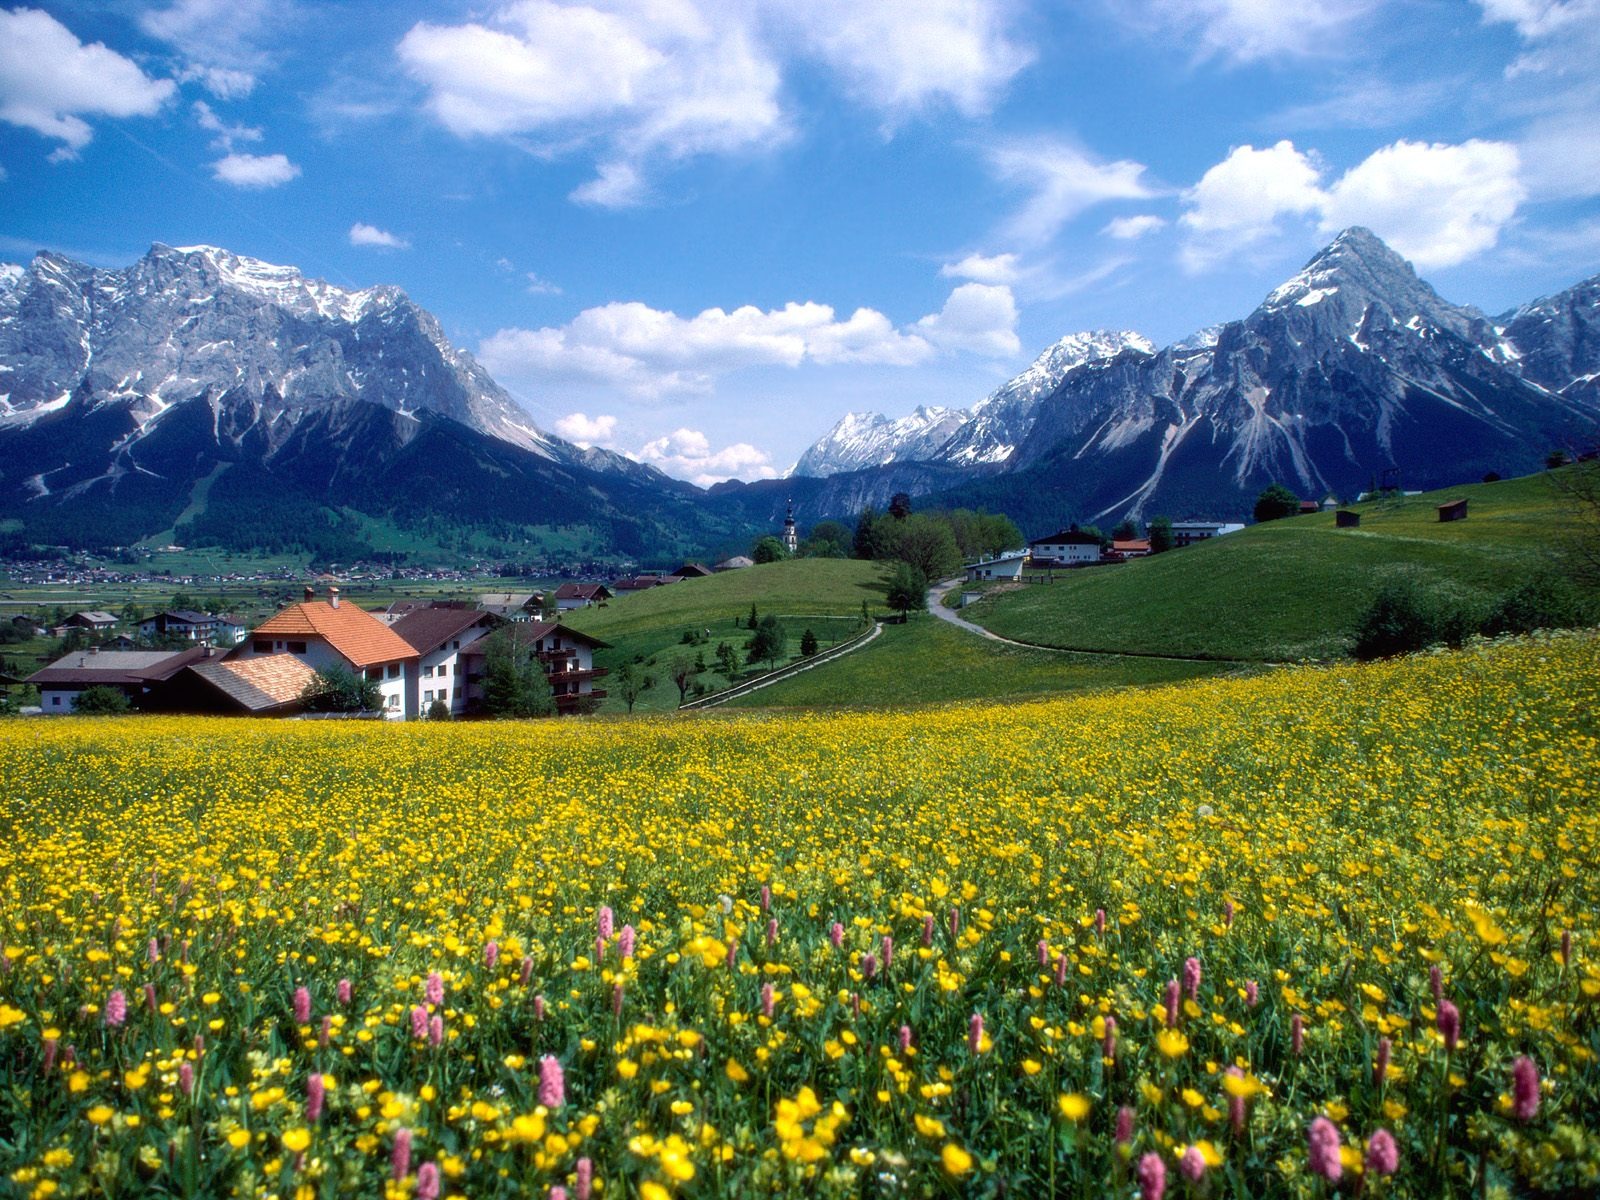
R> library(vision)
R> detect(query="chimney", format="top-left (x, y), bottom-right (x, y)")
top-left (304, 586), bottom-right (314, 603)
top-left (87, 644), bottom-right (98, 655)
top-left (202, 644), bottom-right (213, 658)
top-left (330, 586), bottom-right (340, 609)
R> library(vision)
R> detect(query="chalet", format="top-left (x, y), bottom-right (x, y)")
top-left (391, 604), bottom-right (502, 716)
top-left (1298, 500), bottom-right (1322, 515)
top-left (29, 645), bottom-right (209, 713)
top-left (1111, 539), bottom-right (1151, 558)
top-left (715, 556), bottom-right (754, 572)
top-left (138, 610), bottom-right (220, 643)
top-left (1335, 510), bottom-right (1361, 528)
top-left (1438, 499), bottom-right (1468, 523)
top-left (460, 621), bottom-right (611, 714)
top-left (1029, 528), bottom-right (1102, 566)
top-left (146, 653), bottom-right (317, 717)
top-left (554, 583), bottom-right (612, 611)
top-left (671, 563), bottom-right (715, 579)
top-left (478, 593), bottom-right (543, 621)
top-left (215, 615), bottom-right (249, 644)
top-left (1170, 521), bottom-right (1246, 548)
top-left (964, 551), bottom-right (1028, 581)
top-left (371, 600), bottom-right (432, 624)
top-left (61, 611), bottom-right (118, 633)
top-left (613, 574), bottom-right (680, 593)
top-left (232, 586), bottom-right (420, 719)
top-left (103, 634), bottom-right (139, 651)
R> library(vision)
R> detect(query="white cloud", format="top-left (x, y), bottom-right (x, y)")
top-left (633, 427), bottom-right (778, 487)
top-left (1179, 137), bottom-right (1527, 270)
top-left (570, 161), bottom-right (648, 209)
top-left (1121, 0), bottom-right (1380, 64)
top-left (1318, 140), bottom-right (1525, 268)
top-left (349, 222), bottom-right (409, 249)
top-left (987, 137), bottom-right (1156, 247)
top-left (211, 151), bottom-right (300, 188)
top-left (525, 272), bottom-right (563, 295)
top-left (554, 411), bottom-right (618, 446)
top-left (1179, 140), bottom-right (1325, 268)
top-left (480, 298), bottom-right (933, 397)
top-left (779, 0), bottom-right (1033, 118)
top-left (139, 0), bottom-right (276, 98)
top-left (1102, 214), bottom-right (1167, 240)
top-left (915, 283), bottom-right (1020, 357)
top-left (192, 99), bottom-right (261, 151)
top-left (940, 251), bottom-right (1020, 284)
top-left (0, 8), bottom-right (174, 154)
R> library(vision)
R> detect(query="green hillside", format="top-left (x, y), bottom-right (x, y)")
top-left (965, 471), bottom-right (1596, 662)
top-left (562, 558), bottom-right (889, 712)
top-left (719, 614), bottom-right (1232, 710)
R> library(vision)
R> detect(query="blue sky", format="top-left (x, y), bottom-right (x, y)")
top-left (2, 1), bottom-right (1598, 485)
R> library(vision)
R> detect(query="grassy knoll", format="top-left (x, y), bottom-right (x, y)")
top-left (562, 558), bottom-right (889, 712)
top-left (720, 612), bottom-right (1233, 709)
top-left (967, 471), bottom-right (1594, 661)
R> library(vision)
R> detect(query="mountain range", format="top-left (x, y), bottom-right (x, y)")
top-left (0, 229), bottom-right (1596, 564)
top-left (786, 228), bottom-right (1599, 528)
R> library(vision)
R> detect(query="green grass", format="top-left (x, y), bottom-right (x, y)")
top-left (719, 612), bottom-right (1234, 709)
top-left (965, 472), bottom-right (1595, 662)
top-left (562, 559), bottom-right (889, 713)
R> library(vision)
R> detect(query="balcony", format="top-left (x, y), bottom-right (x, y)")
top-left (544, 666), bottom-right (609, 684)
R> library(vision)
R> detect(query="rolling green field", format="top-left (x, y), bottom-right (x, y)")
top-left (966, 472), bottom-right (1594, 662)
top-left (564, 559), bottom-right (889, 713)
top-left (719, 613), bottom-right (1233, 710)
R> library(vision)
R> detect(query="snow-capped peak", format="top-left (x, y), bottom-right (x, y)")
top-left (152, 243), bottom-right (397, 322)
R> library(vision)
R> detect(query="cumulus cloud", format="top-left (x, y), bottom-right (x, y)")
top-left (1119, 0), bottom-right (1381, 64)
top-left (1317, 140), bottom-right (1525, 267)
top-left (915, 283), bottom-right (1020, 356)
top-left (211, 151), bottom-right (300, 188)
top-left (192, 99), bottom-right (261, 151)
top-left (633, 428), bottom-right (779, 487)
top-left (1102, 214), bottom-right (1167, 240)
top-left (987, 137), bottom-right (1157, 247)
top-left (139, 0), bottom-right (277, 98)
top-left (940, 251), bottom-right (1020, 284)
top-left (349, 222), bottom-right (409, 249)
top-left (778, 0), bottom-right (1033, 118)
top-left (399, 0), bottom-right (1033, 204)
top-left (554, 411), bottom-right (618, 446)
top-left (479, 298), bottom-right (934, 398)
top-left (1179, 137), bottom-right (1526, 270)
top-left (0, 8), bottom-right (174, 154)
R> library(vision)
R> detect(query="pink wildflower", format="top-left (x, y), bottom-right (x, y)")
top-left (830, 922), bottom-right (844, 950)
top-left (1245, 980), bottom-right (1259, 1007)
top-left (766, 917), bottom-right (778, 948)
top-left (1179, 1146), bottom-right (1205, 1182)
top-left (337, 978), bottom-right (352, 1005)
top-left (1183, 956), bottom-right (1202, 1000)
top-left (618, 925), bottom-right (635, 960)
top-left (1223, 898), bottom-right (1235, 927)
top-left (949, 907), bottom-right (960, 939)
top-left (611, 982), bottom-right (624, 1016)
top-left (42, 1038), bottom-right (58, 1074)
top-left (1560, 929), bottom-right (1571, 967)
top-left (144, 983), bottom-right (157, 1012)
top-left (428, 1015), bottom-right (443, 1046)
top-left (575, 1157), bottom-right (593, 1200)
top-left (1307, 1116), bottom-right (1342, 1182)
top-left (1055, 953), bottom-right (1068, 987)
top-left (521, 958), bottom-right (534, 986)
top-left (178, 1061), bottom-right (193, 1095)
top-left (485, 940), bottom-right (499, 970)
top-left (391, 1129), bottom-right (412, 1182)
top-left (1429, 963), bottom-right (1444, 1005)
top-left (725, 939), bottom-right (738, 970)
top-left (1115, 1106), bottom-right (1134, 1145)
top-left (899, 1024), bottom-right (912, 1054)
top-left (861, 952), bottom-right (878, 982)
top-left (307, 1072), bottom-right (325, 1122)
top-left (1511, 1056), bottom-right (1540, 1121)
top-left (597, 905), bottom-right (614, 942)
top-left (294, 986), bottom-right (311, 1025)
top-left (539, 1055), bottom-right (566, 1108)
top-left (1366, 1128), bottom-right (1399, 1176)
top-left (549, 1190), bottom-right (567, 1200)
top-left (148, 938), bottom-right (160, 962)
top-left (1374, 1037), bottom-right (1391, 1089)
top-left (534, 994), bottom-right (546, 1022)
top-left (104, 989), bottom-right (126, 1028)
top-left (1103, 1015), bottom-right (1117, 1060)
top-left (1291, 1013), bottom-right (1305, 1055)
top-left (1094, 908), bottom-right (1106, 936)
top-left (968, 1012), bottom-right (984, 1054)
top-left (424, 971), bottom-right (443, 1007)
top-left (851, 991), bottom-right (860, 1019)
top-left (761, 983), bottom-right (775, 1020)
top-left (594, 935), bottom-right (605, 964)
top-left (416, 1162), bottom-right (440, 1200)
top-left (922, 914), bottom-right (934, 946)
top-left (410, 1005), bottom-right (428, 1039)
top-left (1137, 1151), bottom-right (1166, 1200)
top-left (759, 885), bottom-right (770, 912)
top-left (881, 935), bottom-right (893, 971)
top-left (319, 1016), bottom-right (331, 1048)
top-left (1225, 1067), bottom-right (1245, 1134)
top-left (1037, 939), bottom-right (1050, 966)
top-left (1164, 980), bottom-right (1181, 1028)
top-left (1438, 999), bottom-right (1460, 1052)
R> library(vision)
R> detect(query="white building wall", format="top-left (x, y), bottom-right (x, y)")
top-left (1032, 541), bottom-right (1100, 563)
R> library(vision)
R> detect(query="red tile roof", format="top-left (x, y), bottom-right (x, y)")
top-left (251, 601), bottom-right (418, 668)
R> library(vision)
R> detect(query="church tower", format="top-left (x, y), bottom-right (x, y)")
top-left (782, 498), bottom-right (798, 554)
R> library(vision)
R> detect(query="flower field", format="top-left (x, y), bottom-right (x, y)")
top-left (2, 632), bottom-right (1598, 1199)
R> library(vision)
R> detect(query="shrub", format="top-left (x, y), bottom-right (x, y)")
top-left (1351, 579), bottom-right (1475, 660)
top-left (1480, 574), bottom-right (1591, 637)
top-left (72, 685), bottom-right (132, 715)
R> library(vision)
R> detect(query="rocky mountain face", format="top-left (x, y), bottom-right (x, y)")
top-left (0, 244), bottom-right (718, 560)
top-left (790, 405), bottom-right (967, 477)
top-left (780, 228), bottom-right (1599, 526)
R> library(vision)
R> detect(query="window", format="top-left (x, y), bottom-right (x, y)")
top-left (366, 667), bottom-right (382, 682)
top-left (52, 695), bottom-right (62, 706)
top-left (253, 641), bottom-right (272, 654)
top-left (287, 641), bottom-right (308, 655)
top-left (387, 664), bottom-right (400, 679)
top-left (387, 694), bottom-right (399, 708)
top-left (440, 663), bottom-right (450, 676)
top-left (420, 665), bottom-right (431, 678)
top-left (423, 690), bottom-right (433, 703)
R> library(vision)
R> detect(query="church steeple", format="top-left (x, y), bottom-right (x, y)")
top-left (782, 498), bottom-right (798, 554)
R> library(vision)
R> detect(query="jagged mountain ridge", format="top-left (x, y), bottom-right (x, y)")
top-left (776, 229), bottom-right (1599, 524)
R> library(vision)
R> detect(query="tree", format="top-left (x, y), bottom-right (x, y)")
top-left (615, 662), bottom-right (644, 713)
top-left (1113, 518), bottom-right (1139, 541)
top-left (1548, 458), bottom-right (1600, 588)
top-left (669, 650), bottom-right (701, 703)
top-left (894, 514), bottom-right (962, 582)
top-left (888, 492), bottom-right (913, 520)
top-left (946, 509), bottom-right (1023, 559)
top-left (1148, 516), bottom-right (1174, 554)
top-left (885, 562), bottom-right (928, 619)
top-left (715, 641), bottom-right (741, 682)
top-left (426, 698), bottom-right (452, 721)
top-left (1253, 484), bottom-right (1301, 523)
top-left (800, 519), bottom-right (852, 558)
top-left (73, 685), bottom-right (132, 715)
top-left (853, 507), bottom-right (884, 559)
top-left (747, 615), bottom-right (787, 671)
top-left (1351, 580), bottom-right (1472, 660)
top-left (301, 664), bottom-right (383, 714)
top-left (748, 602), bottom-right (759, 630)
top-left (752, 536), bottom-right (789, 564)
top-left (481, 631), bottom-right (555, 718)
top-left (800, 628), bottom-right (819, 657)
top-left (169, 590), bottom-right (196, 611)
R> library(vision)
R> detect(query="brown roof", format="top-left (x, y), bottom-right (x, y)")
top-left (29, 646), bottom-right (209, 686)
top-left (250, 601), bottom-right (418, 668)
top-left (391, 606), bottom-right (501, 655)
top-left (554, 582), bottom-right (611, 600)
top-left (187, 655), bottom-right (317, 711)
top-left (1112, 539), bottom-right (1151, 552)
top-left (479, 620), bottom-right (611, 652)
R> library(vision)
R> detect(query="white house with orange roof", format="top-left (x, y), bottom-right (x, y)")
top-left (231, 586), bottom-right (420, 718)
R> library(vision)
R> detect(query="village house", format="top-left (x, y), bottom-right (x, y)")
top-left (29, 645), bottom-right (210, 713)
top-left (390, 604), bottom-right (503, 716)
top-left (477, 593), bottom-right (544, 621)
top-left (145, 651), bottom-right (318, 717)
top-left (671, 563), bottom-right (714, 579)
top-left (714, 555), bottom-right (754, 572)
top-left (138, 609), bottom-right (220, 643)
top-left (612, 574), bottom-right (680, 594)
top-left (554, 582), bottom-right (612, 610)
top-left (963, 550), bottom-right (1029, 582)
top-left (1028, 528), bottom-right (1102, 566)
top-left (1111, 538), bottom-right (1152, 558)
top-left (231, 586), bottom-right (420, 718)
top-left (461, 620), bottom-right (610, 713)
top-left (55, 610), bottom-right (118, 636)
top-left (1170, 521), bottom-right (1246, 548)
